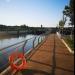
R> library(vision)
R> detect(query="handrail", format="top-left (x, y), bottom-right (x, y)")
top-left (0, 35), bottom-right (46, 74)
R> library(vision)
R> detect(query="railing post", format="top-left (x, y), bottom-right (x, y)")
top-left (43, 36), bottom-right (44, 40)
top-left (38, 37), bottom-right (40, 44)
top-left (22, 40), bottom-right (27, 55)
top-left (33, 37), bottom-right (36, 49)
top-left (44, 36), bottom-right (45, 39)
top-left (41, 37), bottom-right (42, 42)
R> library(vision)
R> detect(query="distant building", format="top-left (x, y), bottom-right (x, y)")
top-left (41, 25), bottom-right (43, 28)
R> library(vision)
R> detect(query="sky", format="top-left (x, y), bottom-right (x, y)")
top-left (0, 0), bottom-right (69, 27)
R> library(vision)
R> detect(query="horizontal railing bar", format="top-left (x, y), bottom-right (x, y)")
top-left (0, 44), bottom-right (23, 56)
top-left (0, 37), bottom-right (35, 51)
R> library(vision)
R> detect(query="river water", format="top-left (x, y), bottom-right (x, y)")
top-left (0, 35), bottom-right (35, 49)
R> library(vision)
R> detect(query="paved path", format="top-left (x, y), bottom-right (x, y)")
top-left (14, 34), bottom-right (74, 75)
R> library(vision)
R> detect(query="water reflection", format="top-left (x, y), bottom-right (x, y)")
top-left (0, 35), bottom-right (35, 49)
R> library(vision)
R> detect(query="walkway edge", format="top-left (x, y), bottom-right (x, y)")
top-left (56, 32), bottom-right (74, 54)
top-left (0, 67), bottom-right (10, 75)
top-left (61, 39), bottom-right (74, 54)
top-left (0, 59), bottom-right (21, 75)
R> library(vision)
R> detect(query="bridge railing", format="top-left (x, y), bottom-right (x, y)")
top-left (0, 35), bottom-right (45, 73)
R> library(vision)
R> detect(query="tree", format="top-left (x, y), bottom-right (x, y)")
top-left (63, 0), bottom-right (74, 24)
top-left (59, 20), bottom-right (65, 28)
top-left (63, 0), bottom-right (74, 40)
top-left (59, 20), bottom-right (65, 38)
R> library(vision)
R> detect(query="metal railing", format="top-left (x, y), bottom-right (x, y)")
top-left (0, 35), bottom-right (45, 73)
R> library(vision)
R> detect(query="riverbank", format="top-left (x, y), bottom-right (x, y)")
top-left (0, 32), bottom-right (17, 39)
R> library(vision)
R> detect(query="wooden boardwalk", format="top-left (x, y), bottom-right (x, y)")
top-left (13, 34), bottom-right (74, 75)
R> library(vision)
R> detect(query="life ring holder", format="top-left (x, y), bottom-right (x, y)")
top-left (9, 53), bottom-right (27, 71)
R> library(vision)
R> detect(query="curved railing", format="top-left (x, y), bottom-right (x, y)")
top-left (0, 35), bottom-right (45, 72)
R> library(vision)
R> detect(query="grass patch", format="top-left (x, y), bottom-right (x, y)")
top-left (63, 35), bottom-right (74, 51)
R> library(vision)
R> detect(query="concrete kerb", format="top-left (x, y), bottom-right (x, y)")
top-left (0, 67), bottom-right (10, 75)
top-left (0, 58), bottom-right (21, 75)
top-left (61, 39), bottom-right (74, 54)
top-left (56, 32), bottom-right (74, 54)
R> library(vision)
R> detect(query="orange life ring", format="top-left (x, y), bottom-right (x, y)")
top-left (9, 53), bottom-right (27, 71)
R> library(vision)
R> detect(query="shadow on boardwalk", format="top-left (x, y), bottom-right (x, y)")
top-left (50, 34), bottom-right (56, 75)
top-left (20, 69), bottom-right (50, 75)
top-left (16, 34), bottom-right (57, 75)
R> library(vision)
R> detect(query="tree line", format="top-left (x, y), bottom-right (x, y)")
top-left (58, 0), bottom-right (74, 39)
top-left (0, 24), bottom-right (48, 35)
top-left (0, 24), bottom-right (29, 31)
